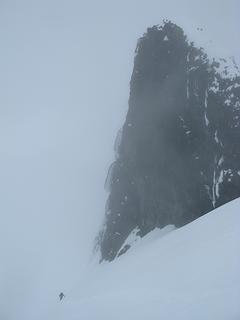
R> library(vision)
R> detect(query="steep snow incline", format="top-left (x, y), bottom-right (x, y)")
top-left (55, 199), bottom-right (240, 320)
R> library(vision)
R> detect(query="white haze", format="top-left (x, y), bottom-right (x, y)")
top-left (0, 0), bottom-right (239, 319)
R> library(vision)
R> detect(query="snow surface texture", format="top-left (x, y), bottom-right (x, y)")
top-left (52, 199), bottom-right (240, 320)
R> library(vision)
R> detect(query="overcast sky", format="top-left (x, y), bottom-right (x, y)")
top-left (0, 0), bottom-right (239, 319)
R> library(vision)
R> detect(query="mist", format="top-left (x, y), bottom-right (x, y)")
top-left (0, 0), bottom-right (239, 319)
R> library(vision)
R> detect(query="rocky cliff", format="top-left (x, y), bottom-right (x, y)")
top-left (97, 21), bottom-right (240, 261)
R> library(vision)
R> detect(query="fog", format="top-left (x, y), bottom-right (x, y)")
top-left (0, 0), bottom-right (239, 319)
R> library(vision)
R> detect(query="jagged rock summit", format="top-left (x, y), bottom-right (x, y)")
top-left (97, 21), bottom-right (240, 261)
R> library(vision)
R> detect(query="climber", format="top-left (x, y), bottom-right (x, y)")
top-left (59, 292), bottom-right (65, 301)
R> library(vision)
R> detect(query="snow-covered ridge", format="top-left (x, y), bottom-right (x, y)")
top-left (117, 224), bottom-right (176, 257)
top-left (57, 198), bottom-right (240, 320)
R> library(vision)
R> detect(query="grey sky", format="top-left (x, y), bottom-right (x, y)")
top-left (0, 0), bottom-right (239, 319)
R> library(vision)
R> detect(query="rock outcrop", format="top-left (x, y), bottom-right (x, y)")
top-left (97, 21), bottom-right (240, 261)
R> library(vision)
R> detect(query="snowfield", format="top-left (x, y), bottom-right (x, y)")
top-left (53, 199), bottom-right (240, 320)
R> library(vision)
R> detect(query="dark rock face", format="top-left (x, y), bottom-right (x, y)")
top-left (97, 21), bottom-right (240, 261)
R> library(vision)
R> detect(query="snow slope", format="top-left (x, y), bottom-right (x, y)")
top-left (53, 199), bottom-right (240, 320)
